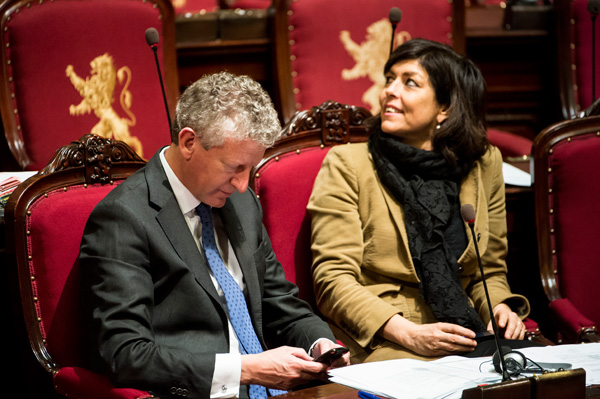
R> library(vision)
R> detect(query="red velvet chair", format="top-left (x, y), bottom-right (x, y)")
top-left (270, 0), bottom-right (531, 160)
top-left (226, 0), bottom-right (271, 9)
top-left (171, 0), bottom-right (219, 15)
top-left (4, 134), bottom-right (150, 398)
top-left (555, 0), bottom-right (600, 119)
top-left (532, 115), bottom-right (600, 344)
top-left (0, 0), bottom-right (179, 171)
top-left (252, 101), bottom-right (371, 309)
top-left (252, 101), bottom-right (541, 340)
top-left (271, 0), bottom-right (465, 124)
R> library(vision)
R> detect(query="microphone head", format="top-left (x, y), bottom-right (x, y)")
top-left (389, 7), bottom-right (402, 24)
top-left (145, 27), bottom-right (159, 47)
top-left (493, 346), bottom-right (526, 374)
top-left (589, 0), bottom-right (600, 15)
top-left (460, 204), bottom-right (476, 224)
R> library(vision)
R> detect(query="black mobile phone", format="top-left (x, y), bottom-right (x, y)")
top-left (314, 347), bottom-right (349, 364)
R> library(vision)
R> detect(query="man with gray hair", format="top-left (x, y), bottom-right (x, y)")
top-left (79, 72), bottom-right (349, 399)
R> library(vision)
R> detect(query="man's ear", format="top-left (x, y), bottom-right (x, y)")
top-left (178, 128), bottom-right (197, 160)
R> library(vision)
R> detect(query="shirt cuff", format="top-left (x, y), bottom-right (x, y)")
top-left (309, 337), bottom-right (336, 357)
top-left (211, 353), bottom-right (241, 398)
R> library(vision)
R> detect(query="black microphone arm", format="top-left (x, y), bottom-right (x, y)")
top-left (460, 204), bottom-right (511, 382)
top-left (388, 7), bottom-right (402, 56)
top-left (145, 27), bottom-right (172, 137)
top-left (589, 0), bottom-right (599, 102)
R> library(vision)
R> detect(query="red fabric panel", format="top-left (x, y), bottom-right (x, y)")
top-left (172, 0), bottom-right (218, 15)
top-left (54, 367), bottom-right (152, 399)
top-left (523, 317), bottom-right (539, 334)
top-left (288, 0), bottom-right (453, 113)
top-left (227, 0), bottom-right (270, 9)
top-left (572, 0), bottom-right (600, 110)
top-left (487, 128), bottom-right (532, 158)
top-left (549, 298), bottom-right (596, 340)
top-left (26, 183), bottom-right (120, 367)
top-left (548, 133), bottom-right (600, 326)
top-left (254, 147), bottom-right (331, 308)
top-left (4, 0), bottom-right (171, 170)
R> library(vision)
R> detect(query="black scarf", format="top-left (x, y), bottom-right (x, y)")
top-left (368, 130), bottom-right (486, 333)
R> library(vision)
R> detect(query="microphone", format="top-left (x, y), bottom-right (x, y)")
top-left (388, 7), bottom-right (402, 56)
top-left (589, 0), bottom-right (599, 102)
top-left (145, 27), bottom-right (172, 137)
top-left (460, 204), bottom-right (511, 381)
top-left (589, 0), bottom-right (599, 15)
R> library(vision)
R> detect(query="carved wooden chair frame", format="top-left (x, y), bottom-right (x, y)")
top-left (4, 134), bottom-right (149, 398)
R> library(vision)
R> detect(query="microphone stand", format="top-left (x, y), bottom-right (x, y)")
top-left (389, 21), bottom-right (398, 56)
top-left (146, 28), bottom-right (172, 136)
top-left (593, 13), bottom-right (597, 102)
top-left (466, 220), bottom-right (511, 382)
top-left (589, 0), bottom-right (599, 103)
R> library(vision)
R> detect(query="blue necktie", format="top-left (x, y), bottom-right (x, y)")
top-left (196, 203), bottom-right (286, 398)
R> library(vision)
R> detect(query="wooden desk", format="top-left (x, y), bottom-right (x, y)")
top-left (280, 382), bottom-right (600, 399)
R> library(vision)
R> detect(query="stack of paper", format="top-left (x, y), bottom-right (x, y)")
top-left (328, 343), bottom-right (600, 399)
top-left (329, 358), bottom-right (500, 399)
top-left (502, 161), bottom-right (532, 187)
top-left (0, 171), bottom-right (37, 219)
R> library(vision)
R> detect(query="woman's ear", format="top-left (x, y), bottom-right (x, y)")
top-left (437, 106), bottom-right (449, 125)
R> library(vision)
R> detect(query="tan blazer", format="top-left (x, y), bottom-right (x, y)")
top-left (308, 143), bottom-right (530, 362)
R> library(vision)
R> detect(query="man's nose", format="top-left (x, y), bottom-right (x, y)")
top-left (231, 170), bottom-right (250, 193)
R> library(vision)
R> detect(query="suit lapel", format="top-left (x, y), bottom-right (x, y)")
top-left (145, 153), bottom-right (222, 306)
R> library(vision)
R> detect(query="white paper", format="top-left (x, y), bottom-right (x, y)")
top-left (502, 162), bottom-right (531, 187)
top-left (328, 343), bottom-right (600, 399)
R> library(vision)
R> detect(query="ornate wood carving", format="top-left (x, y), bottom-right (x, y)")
top-left (321, 108), bottom-right (350, 145)
top-left (280, 100), bottom-right (372, 141)
top-left (40, 134), bottom-right (145, 184)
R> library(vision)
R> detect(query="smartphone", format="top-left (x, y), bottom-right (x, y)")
top-left (314, 347), bottom-right (349, 364)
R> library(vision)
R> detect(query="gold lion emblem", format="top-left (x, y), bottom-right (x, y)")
top-left (66, 53), bottom-right (143, 156)
top-left (340, 19), bottom-right (411, 114)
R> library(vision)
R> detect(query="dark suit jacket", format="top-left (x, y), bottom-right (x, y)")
top-left (79, 150), bottom-right (335, 399)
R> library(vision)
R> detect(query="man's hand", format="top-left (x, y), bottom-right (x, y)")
top-left (311, 339), bottom-right (351, 369)
top-left (488, 303), bottom-right (526, 340)
top-left (380, 314), bottom-right (478, 357)
top-left (240, 346), bottom-right (328, 390)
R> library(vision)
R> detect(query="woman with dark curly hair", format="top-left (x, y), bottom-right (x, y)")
top-left (308, 38), bottom-right (531, 363)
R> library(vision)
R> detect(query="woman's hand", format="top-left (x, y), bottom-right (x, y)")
top-left (380, 314), bottom-right (477, 357)
top-left (488, 303), bottom-right (526, 340)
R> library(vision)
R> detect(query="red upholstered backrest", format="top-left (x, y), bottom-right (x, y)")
top-left (545, 133), bottom-right (600, 325)
top-left (286, 0), bottom-right (453, 116)
top-left (487, 128), bottom-right (532, 158)
top-left (25, 183), bottom-right (120, 367)
top-left (227, 0), bottom-right (270, 9)
top-left (571, 0), bottom-right (600, 111)
top-left (0, 0), bottom-right (176, 170)
top-left (171, 0), bottom-right (218, 14)
top-left (254, 147), bottom-right (331, 308)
